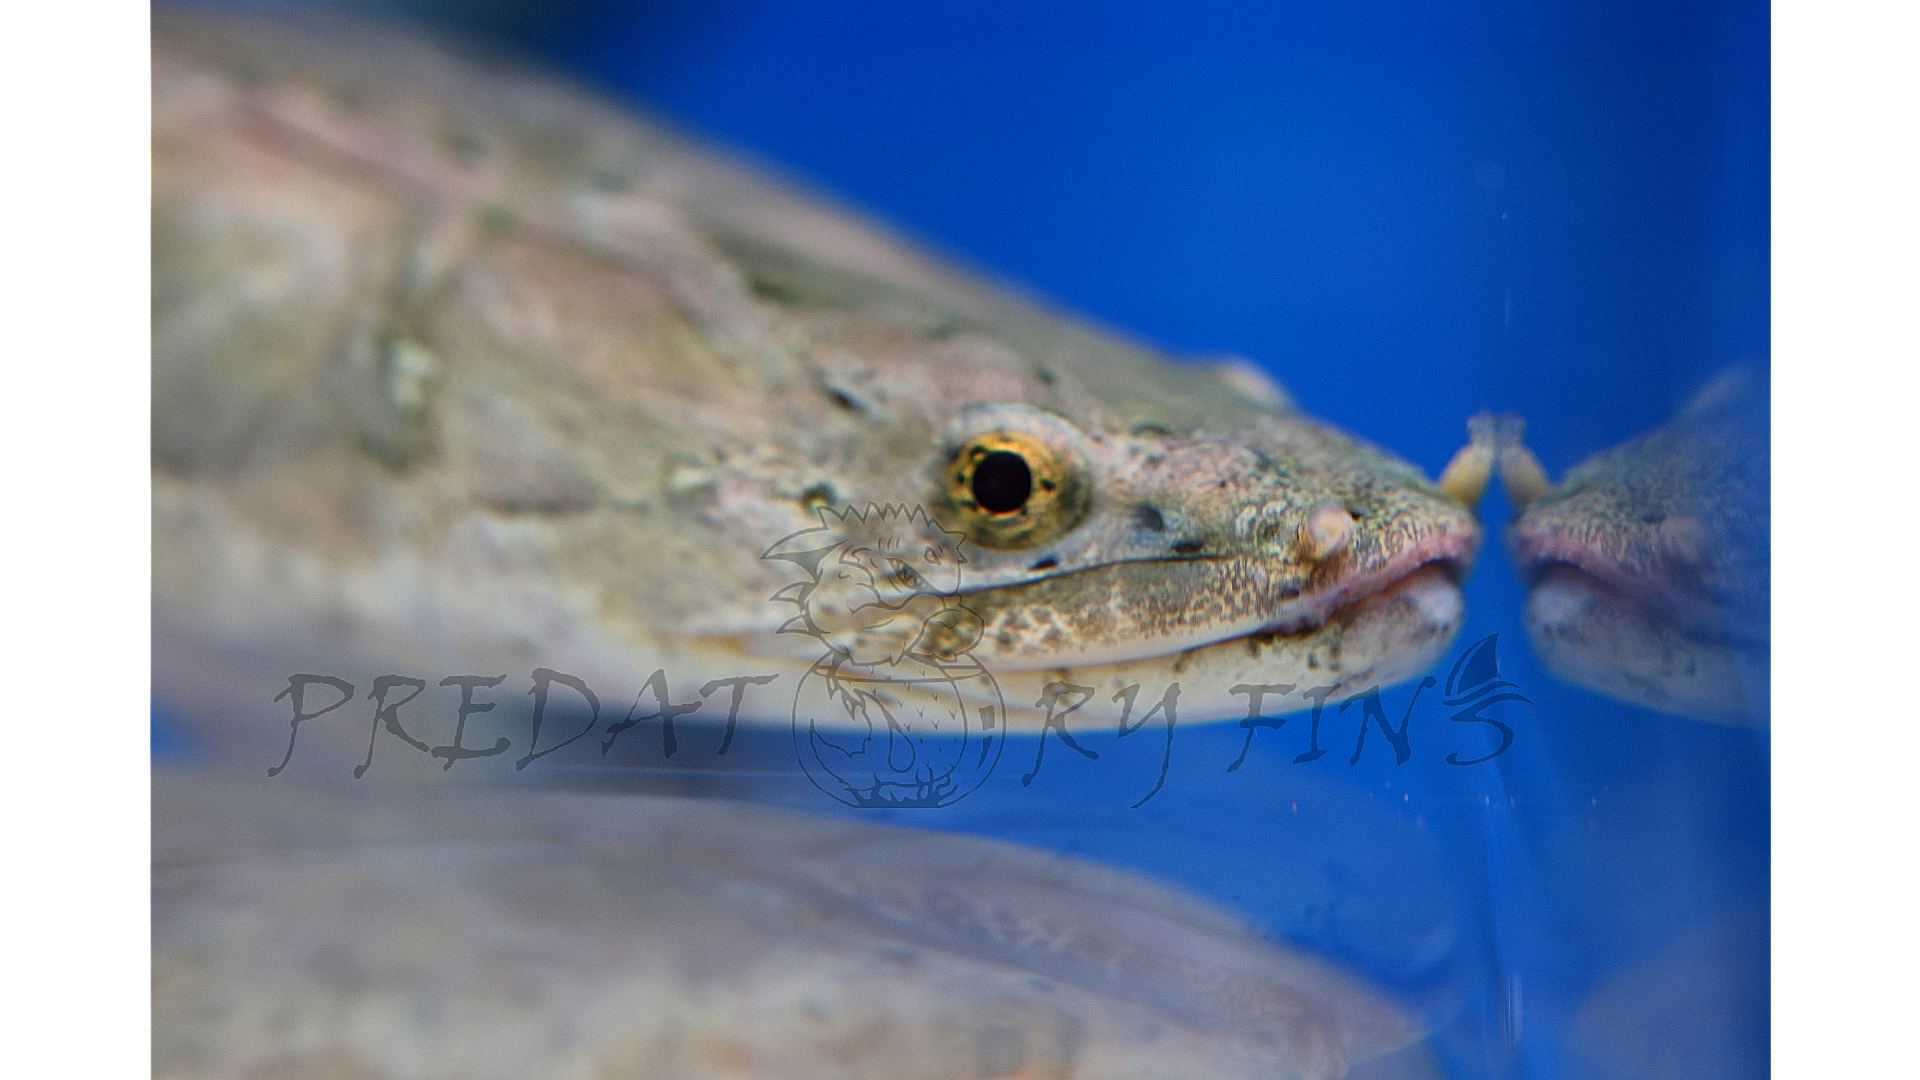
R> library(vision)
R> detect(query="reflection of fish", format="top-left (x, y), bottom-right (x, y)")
top-left (1490, 373), bottom-right (1768, 723)
top-left (152, 9), bottom-right (1487, 745)
top-left (154, 772), bottom-right (1426, 1080)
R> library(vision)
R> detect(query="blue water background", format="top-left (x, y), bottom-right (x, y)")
top-left (161, 3), bottom-right (1770, 1076)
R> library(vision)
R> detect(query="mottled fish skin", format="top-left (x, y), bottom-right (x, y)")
top-left (151, 9), bottom-right (1481, 747)
top-left (154, 772), bottom-right (1427, 1080)
top-left (1497, 372), bottom-right (1769, 724)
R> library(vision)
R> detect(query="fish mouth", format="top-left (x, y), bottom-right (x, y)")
top-left (1512, 529), bottom-right (1644, 598)
top-left (1259, 531), bottom-right (1476, 638)
top-left (958, 526), bottom-right (1477, 672)
top-left (1520, 562), bottom-right (1770, 724)
top-left (966, 560), bottom-right (1469, 727)
top-left (1510, 529), bottom-right (1732, 643)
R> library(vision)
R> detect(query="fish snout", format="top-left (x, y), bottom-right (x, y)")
top-left (1246, 478), bottom-right (1480, 636)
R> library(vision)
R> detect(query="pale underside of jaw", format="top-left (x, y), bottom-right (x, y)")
top-left (1523, 563), bottom-right (1768, 726)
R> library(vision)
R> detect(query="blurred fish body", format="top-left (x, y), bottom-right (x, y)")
top-left (1494, 373), bottom-right (1769, 723)
top-left (154, 772), bottom-right (1426, 1080)
top-left (152, 8), bottom-right (1484, 747)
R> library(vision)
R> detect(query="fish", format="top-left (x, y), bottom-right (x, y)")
top-left (1487, 372), bottom-right (1769, 724)
top-left (151, 8), bottom-right (1488, 762)
top-left (149, 15), bottom-right (1468, 1075)
top-left (153, 770), bottom-right (1429, 1080)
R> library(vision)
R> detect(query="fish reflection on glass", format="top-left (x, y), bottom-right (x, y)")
top-left (154, 772), bottom-right (1425, 1080)
top-left (1487, 372), bottom-right (1769, 723)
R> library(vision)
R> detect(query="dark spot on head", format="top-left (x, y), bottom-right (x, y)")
top-left (1028, 557), bottom-right (1058, 571)
top-left (1172, 539), bottom-right (1204, 555)
top-left (476, 204), bottom-right (519, 238)
top-left (818, 372), bottom-right (874, 416)
top-left (748, 275), bottom-right (803, 304)
top-left (1132, 504), bottom-right (1166, 532)
top-left (1132, 422), bottom-right (1173, 437)
top-left (1033, 366), bottom-right (1057, 386)
top-left (972, 451), bottom-right (1032, 513)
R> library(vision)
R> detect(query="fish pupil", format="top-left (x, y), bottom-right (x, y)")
top-left (972, 451), bottom-right (1032, 514)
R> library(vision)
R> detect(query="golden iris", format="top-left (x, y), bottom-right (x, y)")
top-left (941, 430), bottom-right (1088, 550)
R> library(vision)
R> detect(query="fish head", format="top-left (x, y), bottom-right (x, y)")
top-left (1500, 372), bottom-right (1769, 723)
top-left (927, 401), bottom-right (1482, 674)
top-left (150, 9), bottom-right (1492, 741)
top-left (745, 356), bottom-right (1489, 727)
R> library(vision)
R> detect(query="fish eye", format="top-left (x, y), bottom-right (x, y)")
top-left (971, 451), bottom-right (1031, 513)
top-left (942, 429), bottom-right (1088, 549)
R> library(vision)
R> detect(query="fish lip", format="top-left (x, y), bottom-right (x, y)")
top-left (1226, 562), bottom-right (1464, 677)
top-left (1258, 529), bottom-right (1478, 638)
top-left (948, 517), bottom-right (1478, 670)
top-left (1510, 527), bottom-right (1692, 623)
top-left (1512, 538), bottom-right (1764, 647)
top-left (1511, 527), bottom-right (1622, 588)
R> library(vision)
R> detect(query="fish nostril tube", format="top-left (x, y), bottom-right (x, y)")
top-left (1297, 501), bottom-right (1355, 561)
top-left (1488, 413), bottom-right (1552, 509)
top-left (1438, 412), bottom-right (1500, 507)
top-left (1442, 411), bottom-right (1553, 510)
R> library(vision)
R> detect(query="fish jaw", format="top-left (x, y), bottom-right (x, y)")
top-left (1522, 564), bottom-right (1769, 725)
top-left (975, 562), bottom-right (1467, 727)
top-left (958, 530), bottom-right (1475, 675)
top-left (1507, 501), bottom-right (1770, 726)
top-left (1510, 515), bottom-right (1720, 637)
